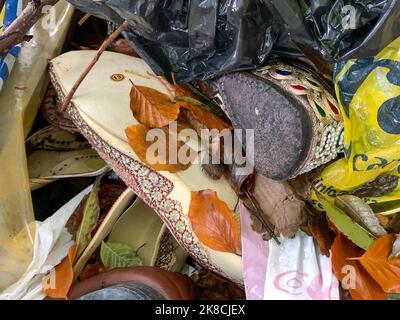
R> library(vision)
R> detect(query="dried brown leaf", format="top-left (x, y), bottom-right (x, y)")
top-left (252, 174), bottom-right (306, 238)
top-left (188, 190), bottom-right (241, 254)
top-left (130, 85), bottom-right (180, 128)
top-left (306, 208), bottom-right (336, 257)
top-left (125, 123), bottom-right (196, 173)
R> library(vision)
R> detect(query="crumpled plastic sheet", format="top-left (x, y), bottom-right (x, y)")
top-left (263, 231), bottom-right (339, 300)
top-left (240, 203), bottom-right (269, 300)
top-left (309, 35), bottom-right (400, 210)
top-left (0, 186), bottom-right (91, 300)
top-left (65, 0), bottom-right (301, 82)
top-left (66, 0), bottom-right (400, 82)
top-left (240, 203), bottom-right (339, 300)
top-left (0, 1), bottom-right (74, 292)
top-left (300, 0), bottom-right (400, 61)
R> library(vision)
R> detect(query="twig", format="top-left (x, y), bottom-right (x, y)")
top-left (78, 13), bottom-right (92, 26)
top-left (61, 20), bottom-right (129, 111)
top-left (0, 0), bottom-right (59, 53)
top-left (244, 190), bottom-right (281, 244)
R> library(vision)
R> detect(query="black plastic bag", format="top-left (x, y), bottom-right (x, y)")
top-left (296, 0), bottom-right (400, 61)
top-left (66, 0), bottom-right (400, 82)
top-left (67, 0), bottom-right (302, 82)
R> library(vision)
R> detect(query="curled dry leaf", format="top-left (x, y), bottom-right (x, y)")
top-left (331, 234), bottom-right (386, 300)
top-left (201, 162), bottom-right (225, 180)
top-left (288, 167), bottom-right (324, 201)
top-left (188, 190), bottom-right (241, 255)
top-left (73, 176), bottom-right (102, 264)
top-left (346, 174), bottom-right (399, 198)
top-left (129, 79), bottom-right (231, 132)
top-left (306, 207), bottom-right (336, 257)
top-left (109, 39), bottom-right (139, 57)
top-left (251, 174), bottom-right (306, 238)
top-left (147, 73), bottom-right (176, 101)
top-left (182, 103), bottom-right (232, 132)
top-left (388, 213), bottom-right (400, 233)
top-left (130, 85), bottom-right (180, 128)
top-left (79, 262), bottom-right (101, 281)
top-left (335, 195), bottom-right (387, 238)
top-left (376, 214), bottom-right (391, 228)
top-left (125, 123), bottom-right (196, 173)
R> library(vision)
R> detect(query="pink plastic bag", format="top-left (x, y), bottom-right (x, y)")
top-left (240, 203), bottom-right (269, 299)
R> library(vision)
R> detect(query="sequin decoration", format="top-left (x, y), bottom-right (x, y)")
top-left (256, 61), bottom-right (344, 177)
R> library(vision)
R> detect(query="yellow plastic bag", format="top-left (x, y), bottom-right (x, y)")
top-left (310, 35), bottom-right (400, 212)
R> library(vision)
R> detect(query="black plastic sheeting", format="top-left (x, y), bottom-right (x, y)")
top-left (297, 0), bottom-right (400, 61)
top-left (66, 0), bottom-right (400, 82)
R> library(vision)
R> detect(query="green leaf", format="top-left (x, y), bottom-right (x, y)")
top-left (73, 175), bottom-right (102, 263)
top-left (317, 194), bottom-right (376, 250)
top-left (183, 84), bottom-right (227, 117)
top-left (335, 195), bottom-right (387, 238)
top-left (100, 241), bottom-right (143, 268)
top-left (175, 95), bottom-right (204, 106)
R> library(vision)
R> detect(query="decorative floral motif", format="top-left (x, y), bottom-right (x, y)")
top-left (256, 62), bottom-right (344, 177)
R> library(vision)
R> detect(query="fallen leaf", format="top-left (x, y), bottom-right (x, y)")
top-left (335, 195), bottom-right (387, 238)
top-left (377, 214), bottom-right (391, 228)
top-left (66, 195), bottom-right (88, 237)
top-left (388, 213), bottom-right (400, 233)
top-left (331, 234), bottom-right (386, 300)
top-left (318, 195), bottom-right (376, 250)
top-left (389, 234), bottom-right (400, 259)
top-left (79, 262), bottom-right (101, 281)
top-left (182, 103), bottom-right (232, 132)
top-left (130, 85), bottom-right (180, 128)
top-left (307, 209), bottom-right (336, 257)
top-left (43, 245), bottom-right (76, 299)
top-left (73, 176), bottom-right (102, 263)
top-left (100, 241), bottom-right (143, 269)
top-left (346, 174), bottom-right (399, 198)
top-left (109, 39), bottom-right (138, 57)
top-left (190, 269), bottom-right (245, 300)
top-left (358, 233), bottom-right (400, 293)
top-left (188, 190), bottom-right (241, 254)
top-left (125, 123), bottom-right (196, 173)
top-left (288, 167), bottom-right (324, 201)
top-left (251, 174), bottom-right (306, 238)
top-left (148, 73), bottom-right (176, 101)
top-left (92, 182), bottom-right (127, 236)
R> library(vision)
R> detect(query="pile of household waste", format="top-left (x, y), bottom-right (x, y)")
top-left (0, 0), bottom-right (399, 300)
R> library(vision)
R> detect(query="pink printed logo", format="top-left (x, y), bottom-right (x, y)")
top-left (273, 270), bottom-right (338, 299)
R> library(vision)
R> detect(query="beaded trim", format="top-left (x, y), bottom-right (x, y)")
top-left (155, 230), bottom-right (180, 270)
top-left (255, 62), bottom-right (344, 177)
top-left (48, 66), bottom-right (242, 286)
